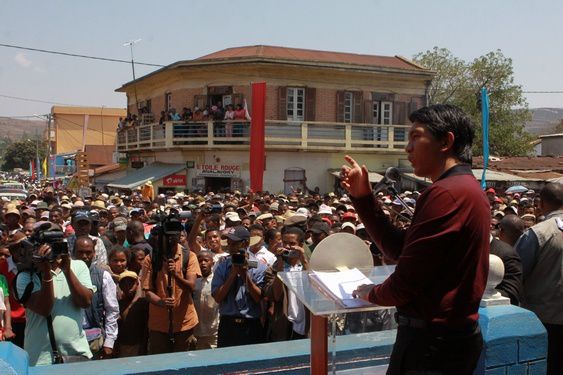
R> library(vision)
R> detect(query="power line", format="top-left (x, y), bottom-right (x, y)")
top-left (0, 42), bottom-right (165, 68)
top-left (0, 93), bottom-right (84, 106)
top-left (522, 91), bottom-right (563, 94)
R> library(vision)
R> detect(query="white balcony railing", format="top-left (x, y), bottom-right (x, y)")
top-left (116, 120), bottom-right (409, 153)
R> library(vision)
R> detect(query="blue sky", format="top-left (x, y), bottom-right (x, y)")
top-left (1, 0), bottom-right (562, 118)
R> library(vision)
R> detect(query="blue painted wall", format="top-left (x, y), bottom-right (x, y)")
top-left (0, 305), bottom-right (547, 375)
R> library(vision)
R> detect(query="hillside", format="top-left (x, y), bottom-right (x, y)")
top-left (0, 117), bottom-right (47, 140)
top-left (526, 108), bottom-right (563, 135)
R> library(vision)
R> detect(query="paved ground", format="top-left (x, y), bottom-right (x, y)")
top-left (338, 365), bottom-right (389, 374)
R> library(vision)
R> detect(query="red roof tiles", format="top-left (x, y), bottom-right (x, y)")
top-left (196, 45), bottom-right (426, 71)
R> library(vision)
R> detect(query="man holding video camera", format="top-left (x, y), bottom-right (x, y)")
top-left (140, 214), bottom-right (201, 354)
top-left (13, 224), bottom-right (94, 366)
top-left (211, 225), bottom-right (267, 347)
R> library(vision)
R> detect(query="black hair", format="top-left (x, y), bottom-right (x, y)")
top-left (108, 245), bottom-right (128, 261)
top-left (248, 223), bottom-right (265, 234)
top-left (281, 226), bottom-right (305, 244)
top-left (409, 104), bottom-right (475, 164)
top-left (264, 228), bottom-right (280, 244)
top-left (540, 182), bottom-right (563, 208)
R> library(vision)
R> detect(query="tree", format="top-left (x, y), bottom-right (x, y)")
top-left (2, 139), bottom-right (46, 171)
top-left (414, 47), bottom-right (534, 156)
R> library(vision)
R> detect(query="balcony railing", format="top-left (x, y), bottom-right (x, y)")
top-left (116, 120), bottom-right (409, 153)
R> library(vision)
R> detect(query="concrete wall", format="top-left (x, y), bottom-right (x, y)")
top-left (541, 135), bottom-right (563, 156)
top-left (151, 149), bottom-right (407, 194)
top-left (0, 305), bottom-right (547, 375)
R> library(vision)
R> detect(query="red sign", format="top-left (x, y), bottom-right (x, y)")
top-left (163, 174), bottom-right (186, 186)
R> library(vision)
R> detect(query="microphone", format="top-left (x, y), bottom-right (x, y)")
top-left (372, 167), bottom-right (401, 194)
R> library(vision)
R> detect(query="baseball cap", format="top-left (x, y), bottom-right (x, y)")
top-left (486, 188), bottom-right (495, 194)
top-left (224, 226), bottom-right (250, 242)
top-left (118, 270), bottom-right (138, 282)
top-left (112, 217), bottom-right (127, 232)
top-left (308, 222), bottom-right (330, 235)
top-left (225, 212), bottom-right (242, 223)
top-left (72, 211), bottom-right (91, 223)
top-left (341, 212), bottom-right (357, 222)
top-left (341, 222), bottom-right (356, 233)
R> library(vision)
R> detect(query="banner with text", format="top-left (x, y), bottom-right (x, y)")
top-left (163, 174), bottom-right (187, 186)
top-left (196, 163), bottom-right (241, 178)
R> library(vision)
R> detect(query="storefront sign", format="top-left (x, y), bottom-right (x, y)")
top-left (196, 163), bottom-right (241, 177)
top-left (163, 174), bottom-right (187, 186)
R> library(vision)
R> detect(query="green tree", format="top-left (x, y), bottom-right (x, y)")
top-left (2, 139), bottom-right (46, 171)
top-left (414, 47), bottom-right (534, 156)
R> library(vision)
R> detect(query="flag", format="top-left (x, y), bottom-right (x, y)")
top-left (30, 160), bottom-right (35, 181)
top-left (36, 156), bottom-right (41, 180)
top-left (50, 155), bottom-right (56, 179)
top-left (243, 98), bottom-right (252, 121)
top-left (480, 87), bottom-right (490, 189)
top-left (249, 82), bottom-right (266, 192)
top-left (42, 157), bottom-right (48, 179)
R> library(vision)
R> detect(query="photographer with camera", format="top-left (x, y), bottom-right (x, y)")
top-left (211, 226), bottom-right (267, 347)
top-left (264, 226), bottom-right (309, 341)
top-left (140, 213), bottom-right (201, 354)
top-left (74, 236), bottom-right (119, 359)
top-left (14, 224), bottom-right (94, 366)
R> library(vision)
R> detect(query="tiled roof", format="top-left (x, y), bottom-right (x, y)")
top-left (195, 45), bottom-right (427, 72)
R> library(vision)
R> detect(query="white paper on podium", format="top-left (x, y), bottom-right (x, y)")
top-left (309, 268), bottom-right (375, 308)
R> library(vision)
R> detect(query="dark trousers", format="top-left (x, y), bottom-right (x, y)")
top-left (217, 316), bottom-right (263, 348)
top-left (544, 323), bottom-right (563, 375)
top-left (387, 324), bottom-right (483, 375)
top-left (11, 321), bottom-right (25, 348)
top-left (148, 329), bottom-right (196, 354)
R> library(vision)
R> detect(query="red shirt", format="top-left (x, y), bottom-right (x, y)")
top-left (352, 164), bottom-right (489, 329)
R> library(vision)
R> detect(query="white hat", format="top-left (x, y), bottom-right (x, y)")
top-left (296, 207), bottom-right (310, 217)
top-left (225, 212), bottom-right (241, 222)
top-left (318, 204), bottom-right (332, 215)
top-left (256, 213), bottom-right (273, 221)
top-left (341, 222), bottom-right (356, 233)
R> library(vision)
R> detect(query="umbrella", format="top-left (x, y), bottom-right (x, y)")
top-left (506, 185), bottom-right (528, 193)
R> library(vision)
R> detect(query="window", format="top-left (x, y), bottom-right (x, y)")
top-left (343, 92), bottom-right (353, 123)
top-left (372, 101), bottom-right (393, 124)
top-left (165, 92), bottom-right (172, 111)
top-left (287, 88), bottom-right (305, 121)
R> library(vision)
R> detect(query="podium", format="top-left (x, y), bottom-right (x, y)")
top-left (277, 233), bottom-right (396, 374)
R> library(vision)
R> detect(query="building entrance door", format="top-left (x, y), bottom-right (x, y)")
top-left (205, 177), bottom-right (231, 193)
top-left (283, 167), bottom-right (306, 194)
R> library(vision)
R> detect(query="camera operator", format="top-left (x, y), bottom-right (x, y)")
top-left (211, 226), bottom-right (267, 347)
top-left (264, 226), bottom-right (309, 341)
top-left (14, 224), bottom-right (94, 366)
top-left (74, 236), bottom-right (119, 359)
top-left (140, 219), bottom-right (201, 354)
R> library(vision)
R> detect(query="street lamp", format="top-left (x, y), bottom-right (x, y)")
top-left (123, 39), bottom-right (142, 114)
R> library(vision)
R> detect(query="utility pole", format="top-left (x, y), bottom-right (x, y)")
top-left (123, 39), bottom-right (142, 114)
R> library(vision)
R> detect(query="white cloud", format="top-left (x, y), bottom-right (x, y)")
top-left (14, 53), bottom-right (32, 68)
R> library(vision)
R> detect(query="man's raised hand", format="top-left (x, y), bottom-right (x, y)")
top-left (340, 155), bottom-right (372, 198)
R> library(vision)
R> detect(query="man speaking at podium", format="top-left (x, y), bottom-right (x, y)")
top-left (342, 105), bottom-right (489, 374)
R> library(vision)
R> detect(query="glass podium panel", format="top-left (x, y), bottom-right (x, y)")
top-left (277, 265), bottom-right (396, 316)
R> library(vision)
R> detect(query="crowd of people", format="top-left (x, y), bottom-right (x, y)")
top-left (0, 177), bottom-right (560, 367)
top-left (117, 101), bottom-right (250, 138)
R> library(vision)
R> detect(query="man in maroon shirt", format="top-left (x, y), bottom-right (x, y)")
top-left (342, 104), bottom-right (489, 374)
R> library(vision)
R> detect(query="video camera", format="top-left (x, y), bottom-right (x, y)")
top-left (150, 211), bottom-right (184, 259)
top-left (231, 251), bottom-right (258, 269)
top-left (14, 223), bottom-right (68, 271)
top-left (203, 204), bottom-right (222, 215)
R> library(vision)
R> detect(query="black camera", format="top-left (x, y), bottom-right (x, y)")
top-left (203, 204), bottom-right (222, 215)
top-left (23, 223), bottom-right (68, 265)
top-left (232, 251), bottom-right (258, 269)
top-left (281, 248), bottom-right (300, 258)
top-left (150, 211), bottom-right (184, 259)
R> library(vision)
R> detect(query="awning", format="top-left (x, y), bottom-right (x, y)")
top-left (329, 170), bottom-right (384, 183)
top-left (107, 162), bottom-right (185, 189)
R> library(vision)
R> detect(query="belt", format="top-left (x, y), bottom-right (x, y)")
top-left (394, 313), bottom-right (480, 337)
top-left (222, 316), bottom-right (258, 324)
top-left (394, 312), bottom-right (427, 329)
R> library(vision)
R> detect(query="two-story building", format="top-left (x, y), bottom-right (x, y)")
top-left (113, 45), bottom-right (433, 194)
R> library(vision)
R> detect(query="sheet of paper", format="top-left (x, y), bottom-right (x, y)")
top-left (309, 268), bottom-right (375, 307)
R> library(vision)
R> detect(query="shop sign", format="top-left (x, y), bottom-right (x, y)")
top-left (163, 174), bottom-right (186, 186)
top-left (196, 163), bottom-right (241, 177)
